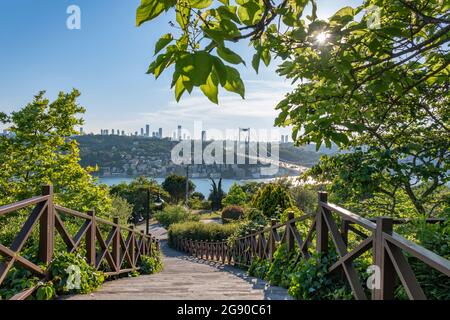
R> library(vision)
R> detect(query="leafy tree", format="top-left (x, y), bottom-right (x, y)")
top-left (252, 183), bottom-right (294, 218)
top-left (162, 173), bottom-right (195, 203)
top-left (190, 191), bottom-right (205, 200)
top-left (208, 177), bottom-right (225, 210)
top-left (222, 182), bottom-right (247, 207)
top-left (109, 195), bottom-right (134, 225)
top-left (0, 90), bottom-right (111, 215)
top-left (136, 0), bottom-right (450, 216)
top-left (110, 176), bottom-right (168, 222)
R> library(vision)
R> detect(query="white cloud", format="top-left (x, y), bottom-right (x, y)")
top-left (138, 79), bottom-right (294, 137)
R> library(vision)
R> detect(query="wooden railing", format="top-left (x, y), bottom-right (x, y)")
top-left (175, 191), bottom-right (450, 300)
top-left (0, 185), bottom-right (159, 300)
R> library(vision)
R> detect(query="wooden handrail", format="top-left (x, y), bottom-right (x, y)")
top-left (0, 195), bottom-right (50, 216)
top-left (0, 185), bottom-right (159, 300)
top-left (175, 191), bottom-right (450, 300)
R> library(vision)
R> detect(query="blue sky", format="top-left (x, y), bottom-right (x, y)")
top-left (0, 0), bottom-right (361, 140)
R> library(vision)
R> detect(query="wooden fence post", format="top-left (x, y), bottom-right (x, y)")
top-left (286, 211), bottom-right (295, 252)
top-left (373, 217), bottom-right (395, 300)
top-left (113, 217), bottom-right (120, 272)
top-left (86, 210), bottom-right (96, 266)
top-left (316, 192), bottom-right (329, 255)
top-left (39, 185), bottom-right (54, 264)
top-left (130, 226), bottom-right (136, 268)
top-left (269, 219), bottom-right (277, 261)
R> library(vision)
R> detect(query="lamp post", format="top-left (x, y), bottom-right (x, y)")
top-left (145, 190), bottom-right (164, 235)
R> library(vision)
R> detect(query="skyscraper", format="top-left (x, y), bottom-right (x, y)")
top-left (146, 124), bottom-right (150, 137)
top-left (140, 128), bottom-right (144, 136)
top-left (112, 129), bottom-right (115, 135)
top-left (158, 128), bottom-right (163, 139)
top-left (177, 125), bottom-right (182, 141)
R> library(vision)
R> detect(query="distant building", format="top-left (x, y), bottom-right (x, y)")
top-left (121, 130), bottom-right (125, 136)
top-left (112, 129), bottom-right (115, 135)
top-left (146, 124), bottom-right (150, 137)
top-left (158, 128), bottom-right (163, 139)
top-left (201, 130), bottom-right (206, 142)
top-left (177, 125), bottom-right (182, 141)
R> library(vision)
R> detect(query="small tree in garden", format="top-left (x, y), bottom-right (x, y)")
top-left (162, 173), bottom-right (195, 203)
top-left (110, 176), bottom-right (168, 222)
top-left (222, 183), bottom-right (247, 207)
top-left (208, 177), bottom-right (225, 211)
top-left (252, 184), bottom-right (294, 218)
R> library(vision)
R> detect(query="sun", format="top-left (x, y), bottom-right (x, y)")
top-left (316, 32), bottom-right (329, 44)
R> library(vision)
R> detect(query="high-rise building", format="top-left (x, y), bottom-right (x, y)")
top-left (121, 130), bottom-right (125, 136)
top-left (145, 124), bottom-right (150, 137)
top-left (140, 128), bottom-right (144, 136)
top-left (112, 129), bottom-right (115, 135)
top-left (177, 125), bottom-right (182, 141)
top-left (158, 128), bottom-right (163, 139)
top-left (105, 129), bottom-right (109, 135)
top-left (152, 132), bottom-right (156, 137)
top-left (79, 127), bottom-right (84, 135)
top-left (201, 130), bottom-right (206, 142)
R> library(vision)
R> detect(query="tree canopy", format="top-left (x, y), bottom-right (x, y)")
top-left (136, 0), bottom-right (449, 216)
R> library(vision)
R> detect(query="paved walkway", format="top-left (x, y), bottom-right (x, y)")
top-left (66, 223), bottom-right (291, 300)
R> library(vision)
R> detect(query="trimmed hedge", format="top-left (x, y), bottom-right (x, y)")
top-left (221, 205), bottom-right (244, 223)
top-left (154, 205), bottom-right (199, 228)
top-left (168, 221), bottom-right (238, 247)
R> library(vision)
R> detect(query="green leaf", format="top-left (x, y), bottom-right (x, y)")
top-left (223, 66), bottom-right (245, 98)
top-left (237, 2), bottom-right (262, 25)
top-left (176, 1), bottom-right (191, 28)
top-left (189, 0), bottom-right (212, 9)
top-left (211, 56), bottom-right (228, 86)
top-left (136, 0), bottom-right (175, 26)
top-left (200, 72), bottom-right (219, 104)
top-left (251, 51), bottom-right (261, 73)
top-left (175, 75), bottom-right (186, 102)
top-left (217, 46), bottom-right (245, 65)
top-left (154, 34), bottom-right (173, 55)
top-left (261, 48), bottom-right (271, 66)
top-left (330, 6), bottom-right (354, 25)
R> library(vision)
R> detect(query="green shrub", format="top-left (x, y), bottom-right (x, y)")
top-left (244, 208), bottom-right (267, 224)
top-left (252, 184), bottom-right (294, 218)
top-left (139, 248), bottom-right (163, 275)
top-left (155, 205), bottom-right (199, 228)
top-left (168, 221), bottom-right (238, 246)
top-left (279, 206), bottom-right (304, 223)
top-left (222, 183), bottom-right (247, 207)
top-left (221, 205), bottom-right (244, 223)
top-left (288, 252), bottom-right (352, 300)
top-left (0, 266), bottom-right (40, 300)
top-left (394, 220), bottom-right (450, 300)
top-left (48, 251), bottom-right (105, 296)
